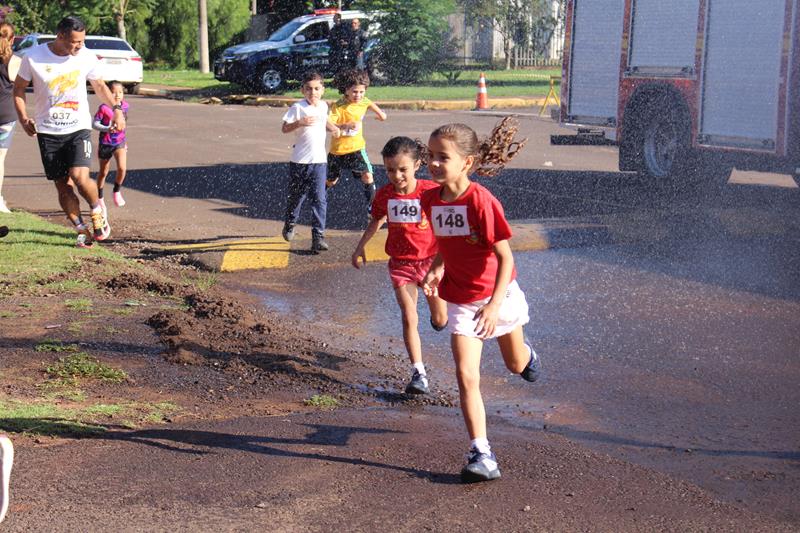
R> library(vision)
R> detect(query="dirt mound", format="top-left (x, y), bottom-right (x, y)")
top-left (104, 270), bottom-right (178, 296)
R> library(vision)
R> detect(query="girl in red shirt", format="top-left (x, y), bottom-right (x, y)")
top-left (421, 119), bottom-right (542, 483)
top-left (352, 136), bottom-right (447, 395)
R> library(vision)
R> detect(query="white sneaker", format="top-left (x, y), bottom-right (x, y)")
top-left (0, 435), bottom-right (13, 523)
top-left (0, 197), bottom-right (10, 213)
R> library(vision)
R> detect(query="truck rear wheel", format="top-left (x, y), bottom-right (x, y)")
top-left (640, 108), bottom-right (691, 180)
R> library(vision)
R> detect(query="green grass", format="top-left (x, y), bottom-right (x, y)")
top-left (0, 310), bottom-right (16, 318)
top-left (304, 394), bottom-right (340, 409)
top-left (0, 211), bottom-right (125, 292)
top-left (144, 68), bottom-right (560, 100)
top-left (41, 279), bottom-right (96, 293)
top-left (35, 339), bottom-right (80, 353)
top-left (45, 353), bottom-right (128, 383)
top-left (64, 298), bottom-right (93, 311)
top-left (0, 398), bottom-right (182, 436)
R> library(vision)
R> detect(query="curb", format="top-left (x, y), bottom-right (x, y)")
top-left (136, 86), bottom-right (546, 111)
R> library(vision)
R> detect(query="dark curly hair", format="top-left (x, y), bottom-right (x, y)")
top-left (381, 136), bottom-right (428, 163)
top-left (333, 68), bottom-right (370, 94)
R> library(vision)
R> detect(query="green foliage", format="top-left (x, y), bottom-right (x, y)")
top-left (46, 353), bottom-right (128, 383)
top-left (359, 0), bottom-right (457, 84)
top-left (304, 394), bottom-right (340, 409)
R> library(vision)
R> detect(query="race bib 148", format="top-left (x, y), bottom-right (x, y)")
top-left (387, 199), bottom-right (422, 223)
top-left (431, 205), bottom-right (470, 236)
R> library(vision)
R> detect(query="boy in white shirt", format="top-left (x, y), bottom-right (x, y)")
top-left (281, 71), bottom-right (339, 253)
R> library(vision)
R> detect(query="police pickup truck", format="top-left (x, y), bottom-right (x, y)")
top-left (214, 9), bottom-right (375, 93)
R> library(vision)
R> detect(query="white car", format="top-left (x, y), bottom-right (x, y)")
top-left (15, 34), bottom-right (144, 93)
top-left (84, 36), bottom-right (144, 93)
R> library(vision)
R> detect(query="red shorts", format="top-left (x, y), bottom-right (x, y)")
top-left (387, 256), bottom-right (435, 289)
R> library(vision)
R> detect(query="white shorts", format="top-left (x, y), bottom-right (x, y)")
top-left (447, 280), bottom-right (530, 339)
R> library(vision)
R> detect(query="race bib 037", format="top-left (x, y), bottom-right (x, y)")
top-left (431, 205), bottom-right (469, 236)
top-left (387, 199), bottom-right (422, 223)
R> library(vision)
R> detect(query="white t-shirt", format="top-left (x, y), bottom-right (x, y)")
top-left (282, 99), bottom-right (328, 164)
top-left (17, 44), bottom-right (101, 135)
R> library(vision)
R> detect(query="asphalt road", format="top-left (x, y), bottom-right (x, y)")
top-left (4, 94), bottom-right (800, 523)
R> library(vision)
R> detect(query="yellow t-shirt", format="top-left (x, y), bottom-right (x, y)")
top-left (328, 96), bottom-right (372, 155)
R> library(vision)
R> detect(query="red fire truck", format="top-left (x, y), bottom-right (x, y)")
top-left (560, 0), bottom-right (800, 180)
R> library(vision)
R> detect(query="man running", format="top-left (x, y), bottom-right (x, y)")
top-left (13, 15), bottom-right (126, 244)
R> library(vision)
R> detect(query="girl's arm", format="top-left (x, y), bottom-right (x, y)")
top-left (473, 239), bottom-right (514, 338)
top-left (422, 253), bottom-right (445, 296)
top-left (368, 101), bottom-right (387, 121)
top-left (351, 216), bottom-right (385, 268)
top-left (93, 114), bottom-right (112, 132)
top-left (326, 120), bottom-right (341, 137)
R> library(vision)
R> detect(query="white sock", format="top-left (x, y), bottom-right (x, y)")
top-left (413, 362), bottom-right (426, 375)
top-left (91, 205), bottom-right (102, 213)
top-left (470, 438), bottom-right (491, 454)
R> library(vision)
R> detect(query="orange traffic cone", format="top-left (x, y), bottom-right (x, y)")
top-left (475, 72), bottom-right (488, 110)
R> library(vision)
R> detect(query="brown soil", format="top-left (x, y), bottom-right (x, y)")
top-left (0, 239), bottom-right (792, 531)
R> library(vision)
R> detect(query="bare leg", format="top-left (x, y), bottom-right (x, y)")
top-left (96, 157), bottom-right (111, 192)
top-left (68, 166), bottom-right (100, 207)
top-left (113, 147), bottom-right (127, 187)
top-left (54, 178), bottom-right (83, 225)
top-left (0, 148), bottom-right (8, 212)
top-left (452, 334), bottom-right (486, 440)
top-left (394, 283), bottom-right (422, 365)
top-left (496, 325), bottom-right (531, 374)
top-left (425, 291), bottom-right (448, 330)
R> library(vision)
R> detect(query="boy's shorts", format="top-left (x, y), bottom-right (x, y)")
top-left (388, 256), bottom-right (435, 289)
top-left (328, 149), bottom-right (373, 180)
top-left (0, 121), bottom-right (15, 149)
top-left (98, 143), bottom-right (126, 160)
top-left (447, 280), bottom-right (530, 339)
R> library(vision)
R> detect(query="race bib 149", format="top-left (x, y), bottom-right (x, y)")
top-left (387, 199), bottom-right (422, 223)
top-left (431, 205), bottom-right (470, 236)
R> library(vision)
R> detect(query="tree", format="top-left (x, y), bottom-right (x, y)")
top-left (357, 0), bottom-right (456, 84)
top-left (461, 0), bottom-right (561, 69)
top-left (109, 0), bottom-right (156, 41)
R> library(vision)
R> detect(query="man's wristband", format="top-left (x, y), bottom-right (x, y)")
top-left (112, 104), bottom-right (123, 111)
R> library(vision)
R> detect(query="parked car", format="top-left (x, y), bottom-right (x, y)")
top-left (214, 9), bottom-right (378, 93)
top-left (14, 34), bottom-right (143, 93)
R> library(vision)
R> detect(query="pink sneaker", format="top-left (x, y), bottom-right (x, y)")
top-left (113, 191), bottom-right (126, 207)
top-left (0, 435), bottom-right (13, 523)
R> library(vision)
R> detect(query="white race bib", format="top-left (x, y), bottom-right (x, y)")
top-left (387, 199), bottom-right (422, 223)
top-left (431, 205), bottom-right (469, 236)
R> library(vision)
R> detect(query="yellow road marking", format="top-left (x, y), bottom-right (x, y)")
top-left (363, 229), bottom-right (390, 262)
top-left (219, 237), bottom-right (290, 271)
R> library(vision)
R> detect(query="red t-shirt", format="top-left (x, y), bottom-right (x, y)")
top-left (421, 182), bottom-right (515, 304)
top-left (371, 179), bottom-right (439, 260)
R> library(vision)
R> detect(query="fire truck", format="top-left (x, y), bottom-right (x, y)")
top-left (560, 0), bottom-right (800, 180)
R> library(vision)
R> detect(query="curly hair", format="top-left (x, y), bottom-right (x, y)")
top-left (429, 117), bottom-right (527, 177)
top-left (0, 23), bottom-right (13, 65)
top-left (333, 68), bottom-right (370, 94)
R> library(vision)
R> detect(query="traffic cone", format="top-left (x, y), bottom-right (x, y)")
top-left (475, 72), bottom-right (488, 110)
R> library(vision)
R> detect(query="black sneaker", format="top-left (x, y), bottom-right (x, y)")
top-left (519, 338), bottom-right (541, 383)
top-left (404, 369), bottom-right (429, 394)
top-left (282, 223), bottom-right (295, 242)
top-left (311, 238), bottom-right (329, 252)
top-left (461, 449), bottom-right (501, 483)
top-left (430, 317), bottom-right (448, 332)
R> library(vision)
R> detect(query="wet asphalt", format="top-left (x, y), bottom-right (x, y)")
top-left (4, 94), bottom-right (799, 521)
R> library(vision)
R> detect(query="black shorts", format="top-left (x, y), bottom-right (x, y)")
top-left (327, 150), bottom-right (373, 180)
top-left (98, 143), bottom-right (125, 160)
top-left (36, 129), bottom-right (93, 181)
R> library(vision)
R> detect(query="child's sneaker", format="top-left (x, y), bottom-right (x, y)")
top-left (113, 190), bottom-right (126, 207)
top-left (311, 237), bottom-right (329, 253)
top-left (0, 435), bottom-right (13, 523)
top-left (461, 448), bottom-right (501, 483)
top-left (519, 338), bottom-right (541, 383)
top-left (98, 197), bottom-right (107, 220)
top-left (282, 223), bottom-right (295, 242)
top-left (90, 209), bottom-right (111, 241)
top-left (404, 369), bottom-right (429, 395)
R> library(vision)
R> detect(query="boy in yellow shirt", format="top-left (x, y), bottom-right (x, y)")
top-left (327, 69), bottom-right (387, 217)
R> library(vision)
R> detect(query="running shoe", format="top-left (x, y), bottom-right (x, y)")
top-left (519, 337), bottom-right (542, 383)
top-left (311, 237), bottom-right (329, 252)
top-left (404, 369), bottom-right (429, 395)
top-left (0, 197), bottom-right (10, 213)
top-left (113, 191), bottom-right (126, 207)
top-left (461, 448), bottom-right (501, 483)
top-left (90, 209), bottom-right (111, 241)
top-left (0, 226), bottom-right (7, 238)
top-left (76, 233), bottom-right (94, 248)
top-left (0, 435), bottom-right (13, 523)
top-left (282, 223), bottom-right (295, 242)
top-left (430, 317), bottom-right (448, 332)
